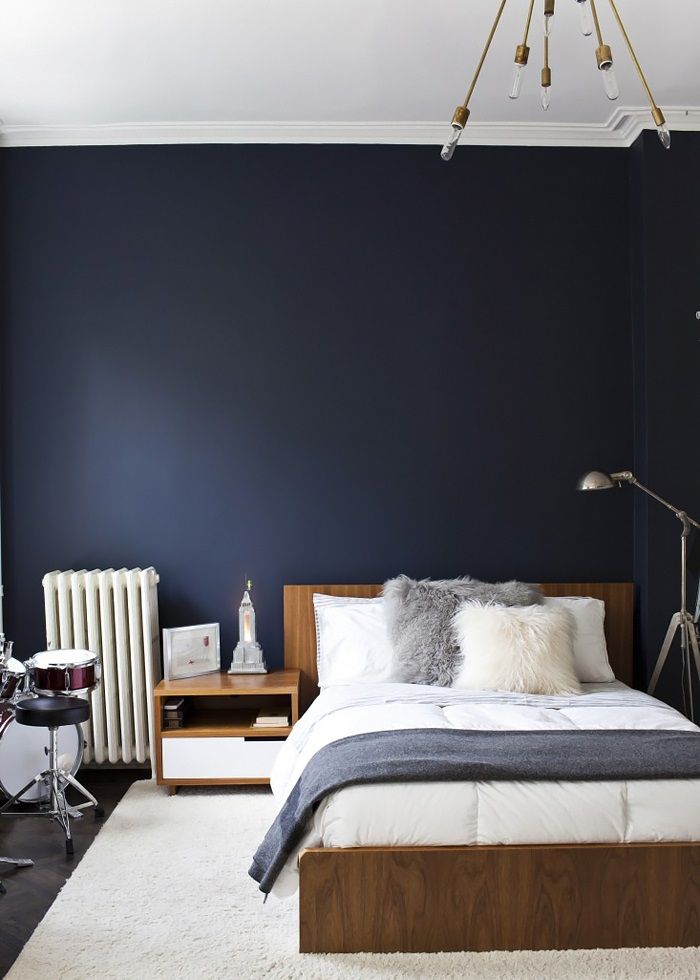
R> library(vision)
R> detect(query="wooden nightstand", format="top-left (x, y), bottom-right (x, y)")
top-left (153, 669), bottom-right (300, 794)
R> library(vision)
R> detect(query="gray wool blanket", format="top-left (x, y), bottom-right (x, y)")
top-left (249, 727), bottom-right (700, 894)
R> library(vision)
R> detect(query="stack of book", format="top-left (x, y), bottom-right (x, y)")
top-left (163, 697), bottom-right (185, 730)
top-left (253, 708), bottom-right (290, 729)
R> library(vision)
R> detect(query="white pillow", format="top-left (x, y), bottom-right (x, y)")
top-left (313, 594), bottom-right (395, 687)
top-left (452, 602), bottom-right (581, 696)
top-left (543, 596), bottom-right (614, 683)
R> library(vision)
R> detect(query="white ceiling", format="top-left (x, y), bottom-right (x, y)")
top-left (0, 0), bottom-right (698, 145)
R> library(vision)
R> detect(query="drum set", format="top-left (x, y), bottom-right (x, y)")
top-left (0, 638), bottom-right (100, 806)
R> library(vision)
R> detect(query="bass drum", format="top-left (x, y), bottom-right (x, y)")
top-left (0, 658), bottom-right (27, 702)
top-left (0, 704), bottom-right (84, 803)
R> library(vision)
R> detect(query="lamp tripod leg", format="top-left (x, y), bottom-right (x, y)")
top-left (682, 619), bottom-right (694, 723)
top-left (648, 612), bottom-right (682, 696)
top-left (686, 616), bottom-right (700, 721)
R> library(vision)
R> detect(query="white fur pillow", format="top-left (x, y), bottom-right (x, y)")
top-left (452, 602), bottom-right (581, 695)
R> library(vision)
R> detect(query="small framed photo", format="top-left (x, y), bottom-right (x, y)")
top-left (163, 623), bottom-right (221, 681)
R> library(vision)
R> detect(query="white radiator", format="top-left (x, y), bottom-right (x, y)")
top-left (42, 567), bottom-right (161, 769)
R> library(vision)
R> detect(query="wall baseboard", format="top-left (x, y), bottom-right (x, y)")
top-left (1, 107), bottom-right (699, 149)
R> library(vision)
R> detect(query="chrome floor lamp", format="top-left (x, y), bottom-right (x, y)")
top-left (579, 470), bottom-right (700, 721)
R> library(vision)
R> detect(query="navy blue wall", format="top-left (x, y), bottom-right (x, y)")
top-left (0, 144), bottom-right (633, 669)
top-left (631, 131), bottom-right (700, 704)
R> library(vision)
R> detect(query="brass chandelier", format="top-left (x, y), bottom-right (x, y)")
top-left (441, 0), bottom-right (670, 159)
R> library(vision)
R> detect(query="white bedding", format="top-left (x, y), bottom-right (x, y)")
top-left (268, 681), bottom-right (700, 897)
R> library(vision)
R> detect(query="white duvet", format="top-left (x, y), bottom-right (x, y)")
top-left (269, 681), bottom-right (700, 897)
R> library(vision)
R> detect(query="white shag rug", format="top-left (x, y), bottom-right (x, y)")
top-left (7, 779), bottom-right (700, 980)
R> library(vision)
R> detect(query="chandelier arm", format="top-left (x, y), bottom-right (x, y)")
top-left (589, 0), bottom-right (605, 47)
top-left (541, 2), bottom-right (552, 98)
top-left (606, 0), bottom-right (664, 122)
top-left (522, 0), bottom-right (537, 46)
top-left (460, 0), bottom-right (510, 108)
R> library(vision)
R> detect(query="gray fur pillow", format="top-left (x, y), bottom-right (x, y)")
top-left (383, 575), bottom-right (543, 687)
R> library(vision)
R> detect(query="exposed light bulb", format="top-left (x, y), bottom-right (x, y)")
top-left (509, 63), bottom-right (526, 99)
top-left (544, 12), bottom-right (553, 36)
top-left (541, 86), bottom-right (551, 111)
top-left (599, 64), bottom-right (619, 100)
top-left (576, 0), bottom-right (593, 36)
top-left (441, 124), bottom-right (462, 161)
top-left (656, 122), bottom-right (671, 149)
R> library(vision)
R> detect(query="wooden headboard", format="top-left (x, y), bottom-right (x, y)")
top-left (284, 582), bottom-right (634, 712)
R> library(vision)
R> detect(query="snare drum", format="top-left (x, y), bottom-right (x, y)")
top-left (0, 703), bottom-right (83, 803)
top-left (28, 649), bottom-right (99, 695)
top-left (0, 658), bottom-right (27, 702)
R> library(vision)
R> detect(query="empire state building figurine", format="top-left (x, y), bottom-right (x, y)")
top-left (228, 579), bottom-right (267, 674)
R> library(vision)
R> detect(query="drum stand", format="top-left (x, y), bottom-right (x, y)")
top-left (0, 855), bottom-right (33, 896)
top-left (0, 726), bottom-right (103, 855)
top-left (0, 633), bottom-right (34, 893)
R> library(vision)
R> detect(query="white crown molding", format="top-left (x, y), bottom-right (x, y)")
top-left (1, 107), bottom-right (698, 149)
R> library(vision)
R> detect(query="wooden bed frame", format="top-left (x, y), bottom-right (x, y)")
top-left (283, 582), bottom-right (700, 954)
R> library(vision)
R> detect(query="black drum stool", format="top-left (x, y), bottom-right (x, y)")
top-left (0, 696), bottom-right (104, 855)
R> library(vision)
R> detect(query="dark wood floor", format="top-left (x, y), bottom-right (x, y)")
top-left (0, 769), bottom-right (146, 977)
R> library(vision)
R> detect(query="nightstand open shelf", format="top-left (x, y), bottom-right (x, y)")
top-left (161, 708), bottom-right (291, 739)
top-left (153, 669), bottom-right (300, 793)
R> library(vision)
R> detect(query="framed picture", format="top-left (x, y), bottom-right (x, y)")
top-left (163, 623), bottom-right (221, 681)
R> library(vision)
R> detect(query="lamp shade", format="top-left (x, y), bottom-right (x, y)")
top-left (577, 470), bottom-right (616, 491)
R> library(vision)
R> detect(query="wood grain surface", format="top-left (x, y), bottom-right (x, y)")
top-left (299, 842), bottom-right (700, 952)
top-left (153, 669), bottom-right (300, 791)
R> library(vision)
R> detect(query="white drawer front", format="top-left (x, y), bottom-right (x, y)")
top-left (162, 737), bottom-right (283, 780)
